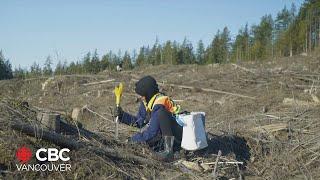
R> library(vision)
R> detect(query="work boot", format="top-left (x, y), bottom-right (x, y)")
top-left (155, 136), bottom-right (174, 162)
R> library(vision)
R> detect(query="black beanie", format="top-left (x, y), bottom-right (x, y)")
top-left (135, 76), bottom-right (159, 103)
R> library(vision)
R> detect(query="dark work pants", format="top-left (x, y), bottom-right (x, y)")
top-left (158, 108), bottom-right (183, 144)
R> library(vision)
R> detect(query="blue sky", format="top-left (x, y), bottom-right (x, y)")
top-left (1, 0), bottom-right (304, 69)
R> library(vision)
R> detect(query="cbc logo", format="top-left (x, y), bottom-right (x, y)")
top-left (36, 148), bottom-right (70, 162)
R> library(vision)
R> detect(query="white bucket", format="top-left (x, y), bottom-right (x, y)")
top-left (177, 112), bottom-right (208, 151)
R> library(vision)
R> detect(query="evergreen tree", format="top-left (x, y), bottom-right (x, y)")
top-left (196, 40), bottom-right (205, 64)
top-left (179, 37), bottom-right (194, 64)
top-left (116, 50), bottom-right (122, 66)
top-left (148, 38), bottom-right (162, 65)
top-left (100, 54), bottom-right (110, 70)
top-left (132, 49), bottom-right (138, 65)
top-left (155, 45), bottom-right (162, 65)
top-left (162, 41), bottom-right (175, 65)
top-left (220, 27), bottom-right (231, 62)
top-left (14, 65), bottom-right (26, 79)
top-left (43, 56), bottom-right (53, 76)
top-left (83, 52), bottom-right (91, 73)
top-left (152, 37), bottom-right (163, 65)
top-left (91, 49), bottom-right (100, 73)
top-left (232, 24), bottom-right (251, 62)
top-left (171, 41), bottom-right (179, 65)
top-left (0, 51), bottom-right (13, 80)
top-left (107, 51), bottom-right (117, 70)
top-left (30, 62), bottom-right (42, 77)
top-left (274, 5), bottom-right (296, 56)
top-left (211, 30), bottom-right (222, 63)
top-left (205, 32), bottom-right (217, 64)
top-left (66, 61), bottom-right (76, 74)
top-left (251, 15), bottom-right (274, 60)
top-left (55, 61), bottom-right (64, 75)
top-left (208, 27), bottom-right (231, 64)
top-left (0, 53), bottom-right (4, 79)
top-left (136, 47), bottom-right (146, 66)
top-left (63, 60), bottom-right (68, 74)
top-left (122, 51), bottom-right (133, 70)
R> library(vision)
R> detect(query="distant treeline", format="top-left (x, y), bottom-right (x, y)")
top-left (0, 51), bottom-right (13, 80)
top-left (1, 0), bottom-right (319, 79)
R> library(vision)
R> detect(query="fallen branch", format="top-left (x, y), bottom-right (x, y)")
top-left (33, 105), bottom-right (67, 116)
top-left (160, 83), bottom-right (256, 100)
top-left (212, 150), bottom-right (222, 179)
top-left (203, 161), bottom-right (244, 165)
top-left (11, 119), bottom-right (81, 149)
top-left (263, 114), bottom-right (281, 119)
top-left (62, 74), bottom-right (108, 78)
top-left (172, 99), bottom-right (184, 102)
top-left (0, 102), bottom-right (28, 118)
top-left (81, 79), bottom-right (115, 86)
top-left (251, 123), bottom-right (288, 134)
top-left (232, 64), bottom-right (256, 74)
top-left (82, 105), bottom-right (114, 123)
top-left (294, 84), bottom-right (320, 88)
top-left (23, 77), bottom-right (48, 81)
top-left (23, 74), bottom-right (108, 82)
top-left (59, 119), bottom-right (99, 139)
top-left (306, 155), bottom-right (320, 166)
top-left (293, 76), bottom-right (320, 83)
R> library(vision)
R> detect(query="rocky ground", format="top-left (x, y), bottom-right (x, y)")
top-left (0, 53), bottom-right (320, 179)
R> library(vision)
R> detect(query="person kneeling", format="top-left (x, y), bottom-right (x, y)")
top-left (115, 76), bottom-right (182, 162)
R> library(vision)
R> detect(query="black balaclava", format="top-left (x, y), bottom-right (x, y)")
top-left (135, 76), bottom-right (159, 103)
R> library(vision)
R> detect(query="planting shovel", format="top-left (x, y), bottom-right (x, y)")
top-left (114, 83), bottom-right (123, 140)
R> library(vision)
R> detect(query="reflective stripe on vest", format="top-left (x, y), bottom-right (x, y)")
top-left (145, 93), bottom-right (181, 114)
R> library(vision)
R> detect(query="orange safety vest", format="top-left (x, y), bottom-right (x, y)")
top-left (144, 93), bottom-right (181, 114)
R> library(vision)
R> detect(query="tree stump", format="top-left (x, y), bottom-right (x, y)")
top-left (36, 112), bottom-right (60, 133)
top-left (71, 107), bottom-right (81, 121)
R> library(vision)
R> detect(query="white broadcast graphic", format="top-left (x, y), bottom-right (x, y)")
top-left (36, 148), bottom-right (70, 161)
top-left (16, 147), bottom-right (72, 172)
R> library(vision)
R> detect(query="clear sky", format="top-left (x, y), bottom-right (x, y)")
top-left (1, 0), bottom-right (304, 69)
